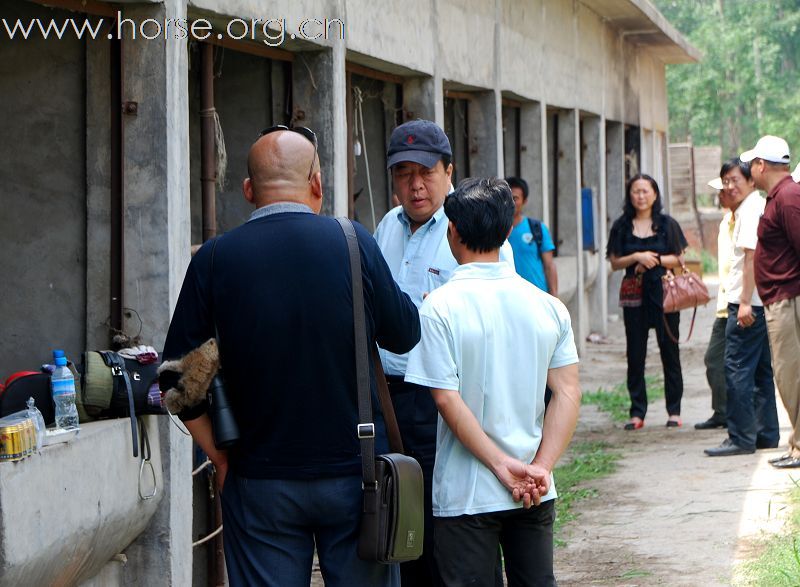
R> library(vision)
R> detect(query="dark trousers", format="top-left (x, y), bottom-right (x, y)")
top-left (724, 304), bottom-right (780, 450)
top-left (220, 472), bottom-right (399, 587)
top-left (386, 377), bottom-right (442, 587)
top-left (623, 306), bottom-right (684, 419)
top-left (704, 316), bottom-right (728, 422)
top-left (434, 500), bottom-right (557, 587)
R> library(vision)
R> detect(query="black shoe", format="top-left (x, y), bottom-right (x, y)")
top-left (769, 453), bottom-right (793, 464)
top-left (756, 440), bottom-right (780, 449)
top-left (694, 417), bottom-right (727, 430)
top-left (704, 438), bottom-right (755, 457)
top-left (772, 457), bottom-right (800, 469)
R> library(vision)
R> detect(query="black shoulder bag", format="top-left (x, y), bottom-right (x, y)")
top-left (335, 217), bottom-right (424, 564)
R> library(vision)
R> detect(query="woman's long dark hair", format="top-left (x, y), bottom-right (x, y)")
top-left (607, 173), bottom-right (670, 259)
top-left (606, 173), bottom-right (683, 258)
top-left (622, 173), bottom-right (663, 221)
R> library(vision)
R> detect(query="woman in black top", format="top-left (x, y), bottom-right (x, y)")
top-left (607, 174), bottom-right (689, 430)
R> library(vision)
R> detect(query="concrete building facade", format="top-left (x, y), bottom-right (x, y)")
top-left (0, 0), bottom-right (697, 583)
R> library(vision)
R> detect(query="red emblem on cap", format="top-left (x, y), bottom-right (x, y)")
top-left (407, 135), bottom-right (415, 145)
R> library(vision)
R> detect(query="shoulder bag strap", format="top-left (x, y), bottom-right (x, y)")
top-left (370, 345), bottom-right (404, 454)
top-left (335, 217), bottom-right (377, 489)
top-left (662, 308), bottom-right (697, 344)
top-left (210, 237), bottom-right (221, 347)
top-left (108, 352), bottom-right (139, 458)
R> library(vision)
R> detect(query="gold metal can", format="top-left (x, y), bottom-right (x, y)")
top-left (21, 419), bottom-right (35, 457)
top-left (0, 424), bottom-right (24, 462)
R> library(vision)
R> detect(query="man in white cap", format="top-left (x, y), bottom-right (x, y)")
top-left (740, 135), bottom-right (800, 468)
top-left (695, 176), bottom-right (732, 430)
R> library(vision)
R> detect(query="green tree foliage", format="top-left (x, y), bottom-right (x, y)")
top-left (655, 0), bottom-right (800, 158)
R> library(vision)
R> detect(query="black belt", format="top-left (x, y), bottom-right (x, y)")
top-left (385, 376), bottom-right (429, 394)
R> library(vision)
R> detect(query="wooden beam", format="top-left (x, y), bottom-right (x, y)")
top-left (444, 89), bottom-right (475, 101)
top-left (345, 62), bottom-right (404, 85)
top-left (202, 33), bottom-right (294, 62)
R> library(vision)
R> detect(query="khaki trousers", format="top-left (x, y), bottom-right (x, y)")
top-left (765, 296), bottom-right (800, 456)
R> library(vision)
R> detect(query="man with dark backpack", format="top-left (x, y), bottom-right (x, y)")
top-left (506, 177), bottom-right (558, 296)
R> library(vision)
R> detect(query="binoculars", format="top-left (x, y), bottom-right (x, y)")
top-left (207, 373), bottom-right (240, 450)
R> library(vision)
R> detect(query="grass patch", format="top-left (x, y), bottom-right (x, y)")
top-left (581, 375), bottom-right (664, 422)
top-left (554, 440), bottom-right (621, 545)
top-left (733, 482), bottom-right (800, 586)
top-left (684, 246), bottom-right (718, 276)
top-left (700, 249), bottom-right (718, 275)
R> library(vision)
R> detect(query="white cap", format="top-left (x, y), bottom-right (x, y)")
top-left (708, 177), bottom-right (723, 191)
top-left (740, 135), bottom-right (790, 164)
top-left (793, 162), bottom-right (800, 182)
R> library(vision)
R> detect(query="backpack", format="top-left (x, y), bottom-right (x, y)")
top-left (526, 217), bottom-right (544, 255)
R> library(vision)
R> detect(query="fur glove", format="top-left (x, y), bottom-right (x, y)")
top-left (158, 338), bottom-right (220, 414)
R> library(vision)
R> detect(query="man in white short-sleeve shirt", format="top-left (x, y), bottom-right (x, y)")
top-left (405, 178), bottom-right (581, 586)
top-left (705, 158), bottom-right (779, 457)
top-left (374, 119), bottom-right (514, 586)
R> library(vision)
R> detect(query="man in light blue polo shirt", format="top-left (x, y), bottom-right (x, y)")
top-left (405, 177), bottom-right (581, 586)
top-left (374, 119), bottom-right (514, 586)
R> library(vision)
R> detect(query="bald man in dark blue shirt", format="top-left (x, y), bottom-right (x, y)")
top-left (163, 127), bottom-right (419, 586)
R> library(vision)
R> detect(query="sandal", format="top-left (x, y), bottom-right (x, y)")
top-left (624, 418), bottom-right (644, 430)
top-left (666, 416), bottom-right (682, 428)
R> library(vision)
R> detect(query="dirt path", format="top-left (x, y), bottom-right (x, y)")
top-left (555, 281), bottom-right (797, 586)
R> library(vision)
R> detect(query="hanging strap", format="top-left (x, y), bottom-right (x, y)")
top-left (137, 418), bottom-right (157, 500)
top-left (336, 217), bottom-right (377, 489)
top-left (105, 352), bottom-right (139, 458)
top-left (662, 307), bottom-right (698, 344)
top-left (210, 237), bottom-right (222, 349)
top-left (371, 345), bottom-right (404, 454)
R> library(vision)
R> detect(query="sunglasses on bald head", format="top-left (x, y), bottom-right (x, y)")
top-left (258, 125), bottom-right (318, 181)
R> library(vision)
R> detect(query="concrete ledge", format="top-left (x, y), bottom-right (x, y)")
top-left (555, 255), bottom-right (578, 304)
top-left (583, 251), bottom-right (600, 290)
top-left (0, 417), bottom-right (162, 586)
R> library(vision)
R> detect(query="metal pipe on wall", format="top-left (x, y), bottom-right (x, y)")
top-left (110, 36), bottom-right (124, 335)
top-left (200, 42), bottom-right (217, 243)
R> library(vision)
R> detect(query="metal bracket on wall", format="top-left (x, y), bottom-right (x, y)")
top-left (122, 101), bottom-right (138, 116)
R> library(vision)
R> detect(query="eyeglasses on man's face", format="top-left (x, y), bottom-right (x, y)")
top-left (258, 125), bottom-right (318, 181)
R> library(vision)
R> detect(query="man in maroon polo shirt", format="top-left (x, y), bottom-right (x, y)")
top-left (740, 135), bottom-right (800, 469)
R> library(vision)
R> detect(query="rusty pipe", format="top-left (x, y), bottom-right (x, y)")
top-left (200, 42), bottom-right (217, 242)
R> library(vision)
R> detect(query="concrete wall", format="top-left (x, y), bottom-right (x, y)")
top-left (0, 0), bottom-right (86, 376)
top-left (351, 73), bottom-right (393, 232)
top-left (0, 419), bottom-right (161, 586)
top-left (188, 46), bottom-right (292, 242)
top-left (187, 0), bottom-right (673, 127)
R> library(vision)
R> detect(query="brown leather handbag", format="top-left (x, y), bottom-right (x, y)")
top-left (661, 262), bottom-right (710, 342)
top-left (337, 217), bottom-right (425, 564)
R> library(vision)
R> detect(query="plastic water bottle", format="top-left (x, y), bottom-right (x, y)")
top-left (51, 350), bottom-right (79, 430)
